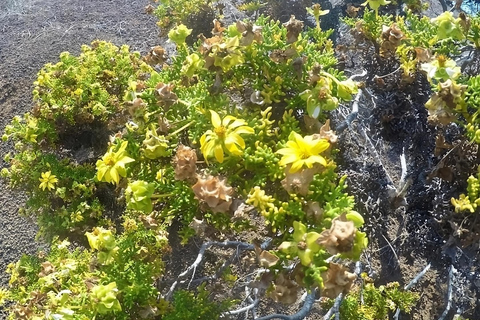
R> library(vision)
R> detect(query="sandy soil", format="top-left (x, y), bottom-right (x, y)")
top-left (0, 0), bottom-right (479, 319)
top-left (0, 0), bottom-right (159, 318)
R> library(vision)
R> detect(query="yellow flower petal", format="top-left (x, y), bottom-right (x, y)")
top-left (225, 117), bottom-right (247, 129)
top-left (290, 160), bottom-right (304, 173)
top-left (225, 135), bottom-right (242, 155)
top-left (110, 168), bottom-right (120, 185)
top-left (214, 144), bottom-right (224, 163)
top-left (309, 139), bottom-right (329, 154)
top-left (116, 156), bottom-right (135, 167)
top-left (279, 154), bottom-right (299, 167)
top-left (200, 133), bottom-right (207, 147)
top-left (202, 140), bottom-right (216, 159)
top-left (276, 147), bottom-right (297, 156)
top-left (230, 133), bottom-right (246, 149)
top-left (306, 155), bottom-right (327, 167)
top-left (232, 126), bottom-right (254, 135)
top-left (201, 110), bottom-right (253, 163)
top-left (118, 140), bottom-right (129, 153)
top-left (210, 110), bottom-right (222, 128)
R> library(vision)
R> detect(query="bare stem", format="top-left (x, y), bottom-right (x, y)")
top-left (254, 289), bottom-right (317, 320)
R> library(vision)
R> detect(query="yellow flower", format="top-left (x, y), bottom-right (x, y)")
top-left (96, 141), bottom-right (135, 184)
top-left (277, 132), bottom-right (329, 173)
top-left (39, 171), bottom-right (58, 191)
top-left (200, 110), bottom-right (254, 163)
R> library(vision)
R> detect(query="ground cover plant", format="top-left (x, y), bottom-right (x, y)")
top-left (1, 0), bottom-right (480, 319)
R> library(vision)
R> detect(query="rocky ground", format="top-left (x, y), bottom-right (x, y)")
top-left (1, 0), bottom-right (480, 319)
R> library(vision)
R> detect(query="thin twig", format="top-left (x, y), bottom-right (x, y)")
top-left (354, 261), bottom-right (365, 305)
top-left (348, 69), bottom-right (368, 81)
top-left (164, 240), bottom-right (254, 300)
top-left (438, 265), bottom-right (456, 320)
top-left (374, 66), bottom-right (401, 79)
top-left (405, 263), bottom-right (431, 290)
top-left (393, 263), bottom-right (431, 320)
top-left (336, 89), bottom-right (361, 133)
top-left (254, 289), bottom-right (317, 320)
top-left (381, 233), bottom-right (400, 267)
top-left (222, 288), bottom-right (259, 317)
top-left (399, 151), bottom-right (407, 189)
top-left (164, 239), bottom-right (271, 300)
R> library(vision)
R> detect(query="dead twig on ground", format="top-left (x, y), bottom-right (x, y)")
top-left (222, 287), bottom-right (260, 318)
top-left (437, 265), bottom-right (456, 320)
top-left (254, 289), bottom-right (317, 320)
top-left (164, 239), bottom-right (270, 300)
top-left (393, 262), bottom-right (431, 320)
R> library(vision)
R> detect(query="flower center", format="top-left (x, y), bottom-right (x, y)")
top-left (437, 55), bottom-right (446, 67)
top-left (104, 154), bottom-right (115, 166)
top-left (214, 126), bottom-right (227, 138)
top-left (300, 152), bottom-right (310, 160)
top-left (297, 241), bottom-right (307, 250)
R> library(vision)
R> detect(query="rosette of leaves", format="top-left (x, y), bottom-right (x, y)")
top-left (321, 263), bottom-right (357, 298)
top-left (173, 145), bottom-right (198, 181)
top-left (142, 126), bottom-right (170, 159)
top-left (168, 24), bottom-right (193, 46)
top-left (90, 282), bottom-right (122, 314)
top-left (431, 11), bottom-right (465, 41)
top-left (278, 221), bottom-right (322, 267)
top-left (192, 175), bottom-right (233, 213)
top-left (361, 0), bottom-right (391, 17)
top-left (300, 73), bottom-right (357, 118)
top-left (421, 55), bottom-right (461, 83)
top-left (125, 180), bottom-right (155, 213)
top-left (424, 79), bottom-right (467, 125)
top-left (318, 211), bottom-right (368, 260)
top-left (86, 227), bottom-right (119, 265)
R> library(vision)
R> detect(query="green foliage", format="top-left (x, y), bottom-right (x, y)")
top-left (466, 14), bottom-right (480, 48)
top-left (152, 0), bottom-right (214, 31)
top-left (4, 223), bottom-right (168, 319)
top-left (361, 0), bottom-right (391, 17)
top-left (343, 9), bottom-right (394, 42)
top-left (451, 166), bottom-right (480, 213)
top-left (31, 41), bottom-right (149, 134)
top-left (2, 10), bottom-right (366, 320)
top-left (2, 41), bottom-right (150, 239)
top-left (324, 277), bottom-right (419, 320)
top-left (162, 284), bottom-right (232, 320)
top-left (465, 75), bottom-right (480, 143)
